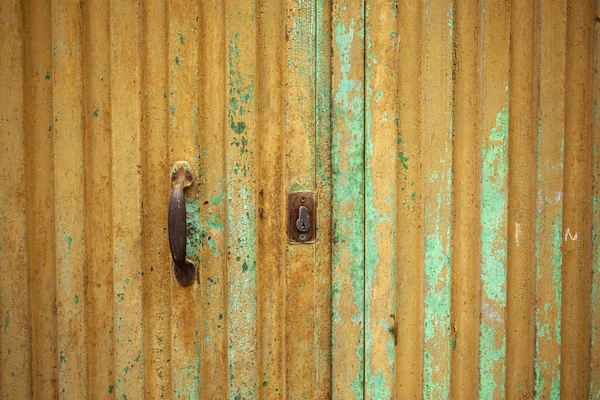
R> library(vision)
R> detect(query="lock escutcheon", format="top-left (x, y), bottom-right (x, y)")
top-left (287, 192), bottom-right (316, 243)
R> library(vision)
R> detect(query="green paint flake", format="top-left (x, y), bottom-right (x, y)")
top-left (210, 193), bottom-right (225, 205)
top-left (175, 56), bottom-right (180, 66)
top-left (479, 106), bottom-right (508, 399)
top-left (205, 214), bottom-right (224, 231)
top-left (479, 324), bottom-right (506, 397)
top-left (109, 386), bottom-right (114, 393)
top-left (178, 33), bottom-right (185, 45)
top-left (74, 295), bottom-right (79, 305)
top-left (4, 310), bottom-right (8, 333)
top-left (65, 233), bottom-right (73, 247)
top-left (45, 72), bottom-right (50, 80)
top-left (92, 108), bottom-right (99, 118)
top-left (398, 152), bottom-right (409, 170)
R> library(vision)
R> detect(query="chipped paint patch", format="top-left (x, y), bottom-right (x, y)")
top-left (479, 106), bottom-right (508, 399)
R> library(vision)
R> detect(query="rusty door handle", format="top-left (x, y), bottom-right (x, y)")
top-left (168, 161), bottom-right (196, 286)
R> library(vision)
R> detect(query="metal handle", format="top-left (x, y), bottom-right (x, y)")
top-left (168, 161), bottom-right (196, 286)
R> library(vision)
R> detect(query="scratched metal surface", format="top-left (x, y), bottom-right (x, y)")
top-left (0, 0), bottom-right (598, 399)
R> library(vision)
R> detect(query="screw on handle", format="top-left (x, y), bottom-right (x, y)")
top-left (168, 161), bottom-right (196, 286)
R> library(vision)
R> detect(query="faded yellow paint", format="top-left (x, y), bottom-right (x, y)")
top-left (1, 1), bottom-right (598, 399)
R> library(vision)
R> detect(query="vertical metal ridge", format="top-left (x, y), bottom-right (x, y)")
top-left (52, 0), bottom-right (88, 394)
top-left (364, 0), bottom-right (398, 397)
top-left (0, 0), bottom-right (32, 397)
top-left (479, 0), bottom-right (510, 397)
top-left (84, 0), bottom-right (115, 393)
top-left (507, 0), bottom-right (538, 396)
top-left (590, 0), bottom-right (600, 394)
top-left (110, 0), bottom-right (145, 396)
top-left (167, 0), bottom-right (202, 395)
top-left (394, 0), bottom-right (425, 396)
top-left (225, 0), bottom-right (259, 396)
top-left (315, 0), bottom-right (333, 396)
top-left (255, 0), bottom-right (286, 397)
top-left (560, 0), bottom-right (595, 397)
top-left (533, 0), bottom-right (566, 398)
top-left (284, 0), bottom-right (321, 396)
top-left (197, 0), bottom-right (229, 396)
top-left (141, 0), bottom-right (172, 397)
top-left (22, 0), bottom-right (57, 396)
top-left (421, 0), bottom-right (454, 397)
top-left (331, 0), bottom-right (366, 397)
top-left (450, 1), bottom-right (482, 398)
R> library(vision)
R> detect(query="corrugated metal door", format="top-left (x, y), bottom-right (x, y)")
top-left (0, 0), bottom-right (599, 399)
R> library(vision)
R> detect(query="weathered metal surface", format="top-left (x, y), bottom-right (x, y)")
top-left (1, 0), bottom-right (599, 399)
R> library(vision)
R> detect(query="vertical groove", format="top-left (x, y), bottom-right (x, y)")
top-left (110, 0), bottom-right (145, 397)
top-left (52, 0), bottom-right (88, 395)
top-left (256, 0), bottom-right (286, 397)
top-left (141, 0), bottom-right (172, 398)
top-left (560, 0), bottom-right (595, 397)
top-left (479, 0), bottom-right (509, 398)
top-left (533, 0), bottom-right (566, 398)
top-left (395, 0), bottom-right (425, 396)
top-left (506, 0), bottom-right (537, 396)
top-left (421, 0), bottom-right (453, 397)
top-left (198, 0), bottom-right (228, 397)
top-left (0, 0), bottom-right (32, 397)
top-left (450, 0), bottom-right (481, 398)
top-left (22, 0), bottom-right (57, 396)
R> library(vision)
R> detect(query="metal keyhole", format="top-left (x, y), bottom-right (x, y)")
top-left (296, 205), bottom-right (310, 232)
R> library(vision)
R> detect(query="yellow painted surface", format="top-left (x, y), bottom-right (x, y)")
top-left (0, 0), bottom-right (598, 399)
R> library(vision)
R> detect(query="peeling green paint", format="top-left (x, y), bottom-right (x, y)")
top-left (533, 102), bottom-right (564, 398)
top-left (227, 26), bottom-right (257, 400)
top-left (422, 3), bottom-right (453, 398)
top-left (479, 324), bottom-right (506, 397)
top-left (92, 108), bottom-right (99, 118)
top-left (479, 106), bottom-right (508, 399)
top-left (364, 3), bottom-right (396, 396)
top-left (178, 33), bottom-right (185, 45)
top-left (185, 199), bottom-right (201, 265)
top-left (332, 10), bottom-right (365, 399)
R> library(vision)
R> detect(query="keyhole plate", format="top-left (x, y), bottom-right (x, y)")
top-left (287, 192), bottom-right (316, 244)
